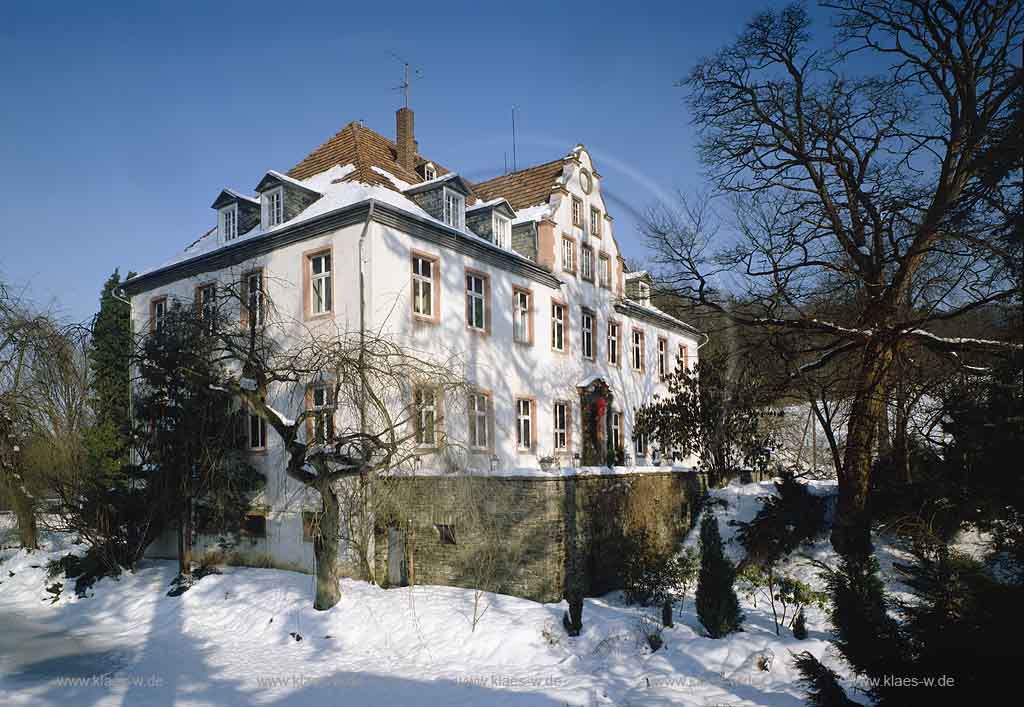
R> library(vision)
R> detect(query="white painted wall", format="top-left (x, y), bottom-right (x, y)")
top-left (130, 147), bottom-right (700, 566)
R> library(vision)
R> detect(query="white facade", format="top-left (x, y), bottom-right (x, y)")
top-left (127, 131), bottom-right (700, 569)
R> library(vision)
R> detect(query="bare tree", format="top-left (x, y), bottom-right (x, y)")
top-left (648, 2), bottom-right (1022, 554)
top-left (192, 280), bottom-right (466, 609)
top-left (0, 284), bottom-right (89, 549)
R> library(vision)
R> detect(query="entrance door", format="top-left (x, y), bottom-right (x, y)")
top-left (387, 527), bottom-right (408, 587)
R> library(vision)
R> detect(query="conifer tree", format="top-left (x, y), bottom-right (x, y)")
top-left (695, 510), bottom-right (743, 637)
top-left (85, 270), bottom-right (133, 477)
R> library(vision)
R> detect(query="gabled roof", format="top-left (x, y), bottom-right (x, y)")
top-left (467, 197), bottom-right (516, 218)
top-left (211, 188), bottom-right (259, 210)
top-left (401, 173), bottom-right (474, 197)
top-left (472, 159), bottom-right (566, 210)
top-left (287, 121), bottom-right (449, 190)
top-left (255, 170), bottom-right (323, 196)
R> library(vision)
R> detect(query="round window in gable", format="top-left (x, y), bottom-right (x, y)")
top-left (580, 168), bottom-right (592, 194)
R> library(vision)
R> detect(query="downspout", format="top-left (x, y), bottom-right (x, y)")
top-left (696, 332), bottom-right (710, 350)
top-left (357, 199), bottom-right (376, 582)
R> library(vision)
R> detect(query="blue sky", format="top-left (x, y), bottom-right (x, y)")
top-left (0, 0), bottom-right (813, 323)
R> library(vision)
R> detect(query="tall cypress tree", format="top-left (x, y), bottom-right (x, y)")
top-left (695, 509), bottom-right (744, 637)
top-left (85, 270), bottom-right (134, 476)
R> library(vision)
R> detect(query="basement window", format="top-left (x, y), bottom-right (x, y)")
top-left (436, 524), bottom-right (457, 545)
top-left (243, 513), bottom-right (267, 538)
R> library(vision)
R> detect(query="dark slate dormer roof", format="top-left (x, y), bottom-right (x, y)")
top-left (401, 174), bottom-right (475, 225)
top-left (254, 170), bottom-right (323, 225)
top-left (255, 170), bottom-right (323, 197)
top-left (401, 173), bottom-right (473, 198)
top-left (210, 188), bottom-right (259, 210)
top-left (466, 199), bottom-right (517, 244)
top-left (467, 198), bottom-right (516, 219)
top-left (286, 121), bottom-right (453, 190)
top-left (210, 189), bottom-right (261, 236)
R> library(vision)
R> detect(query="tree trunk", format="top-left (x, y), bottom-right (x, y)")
top-left (313, 482), bottom-right (342, 610)
top-left (13, 493), bottom-right (38, 550)
top-left (831, 341), bottom-right (892, 557)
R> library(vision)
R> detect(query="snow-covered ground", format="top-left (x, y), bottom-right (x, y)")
top-left (1, 481), bottom-right (875, 706)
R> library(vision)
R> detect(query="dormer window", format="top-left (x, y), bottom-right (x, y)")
top-left (262, 187), bottom-right (284, 228)
top-left (218, 204), bottom-right (238, 242)
top-left (443, 187), bottom-right (465, 230)
top-left (424, 163), bottom-right (436, 181)
top-left (493, 212), bottom-right (511, 249)
top-left (638, 282), bottom-right (650, 302)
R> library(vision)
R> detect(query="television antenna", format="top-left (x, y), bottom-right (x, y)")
top-left (390, 52), bottom-right (423, 108)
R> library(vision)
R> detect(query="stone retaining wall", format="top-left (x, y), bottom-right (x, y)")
top-left (373, 470), bottom-right (707, 602)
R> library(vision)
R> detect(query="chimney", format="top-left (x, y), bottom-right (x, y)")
top-left (396, 107), bottom-right (415, 171)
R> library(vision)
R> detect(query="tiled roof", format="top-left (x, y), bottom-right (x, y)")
top-left (472, 159), bottom-right (567, 211)
top-left (287, 122), bottom-right (448, 189)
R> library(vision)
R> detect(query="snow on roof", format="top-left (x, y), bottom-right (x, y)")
top-left (621, 296), bottom-right (693, 331)
top-left (467, 197), bottom-right (510, 212)
top-left (222, 188), bottom-right (259, 205)
top-left (624, 270), bottom-right (650, 280)
top-left (401, 172), bottom-right (460, 191)
top-left (370, 165), bottom-right (413, 191)
top-left (511, 202), bottom-right (552, 225)
top-left (263, 169), bottom-right (323, 194)
top-left (136, 163), bottom-right (546, 280)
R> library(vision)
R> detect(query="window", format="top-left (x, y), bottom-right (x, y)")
top-left (658, 338), bottom-right (668, 378)
top-left (263, 187), bottom-right (284, 228)
top-left (551, 301), bottom-right (566, 352)
top-left (309, 252), bottom-right (332, 315)
top-left (311, 384), bottom-right (334, 445)
top-left (581, 310), bottom-right (594, 360)
top-left (424, 164), bottom-right (436, 181)
top-left (580, 169), bottom-right (592, 194)
top-left (581, 245), bottom-right (593, 281)
top-left (245, 271), bottom-right (264, 327)
top-left (443, 187), bottom-right (465, 230)
top-left (562, 236), bottom-right (576, 273)
top-left (437, 524), bottom-right (456, 545)
top-left (412, 254), bottom-right (436, 320)
top-left (198, 285), bottom-right (216, 333)
top-left (465, 272), bottom-right (487, 332)
top-left (516, 398), bottom-right (533, 451)
top-left (679, 344), bottom-right (690, 371)
top-left (468, 392), bottom-right (489, 449)
top-left (599, 254), bottom-right (612, 288)
top-left (493, 213), bottom-right (511, 250)
top-left (553, 402), bottom-right (569, 451)
top-left (632, 330), bottom-right (645, 371)
top-left (248, 412), bottom-right (267, 450)
top-left (151, 297), bottom-right (167, 333)
top-left (513, 288), bottom-right (532, 344)
top-left (302, 511), bottom-right (322, 543)
top-left (243, 513), bottom-right (267, 538)
top-left (634, 430), bottom-right (648, 458)
top-left (572, 197), bottom-right (583, 227)
top-left (415, 387), bottom-right (437, 446)
top-left (220, 204), bottom-right (238, 241)
top-left (607, 321), bottom-right (620, 366)
top-left (610, 411), bottom-right (622, 453)
top-left (590, 207), bottom-right (602, 237)
top-left (638, 281), bottom-right (651, 301)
